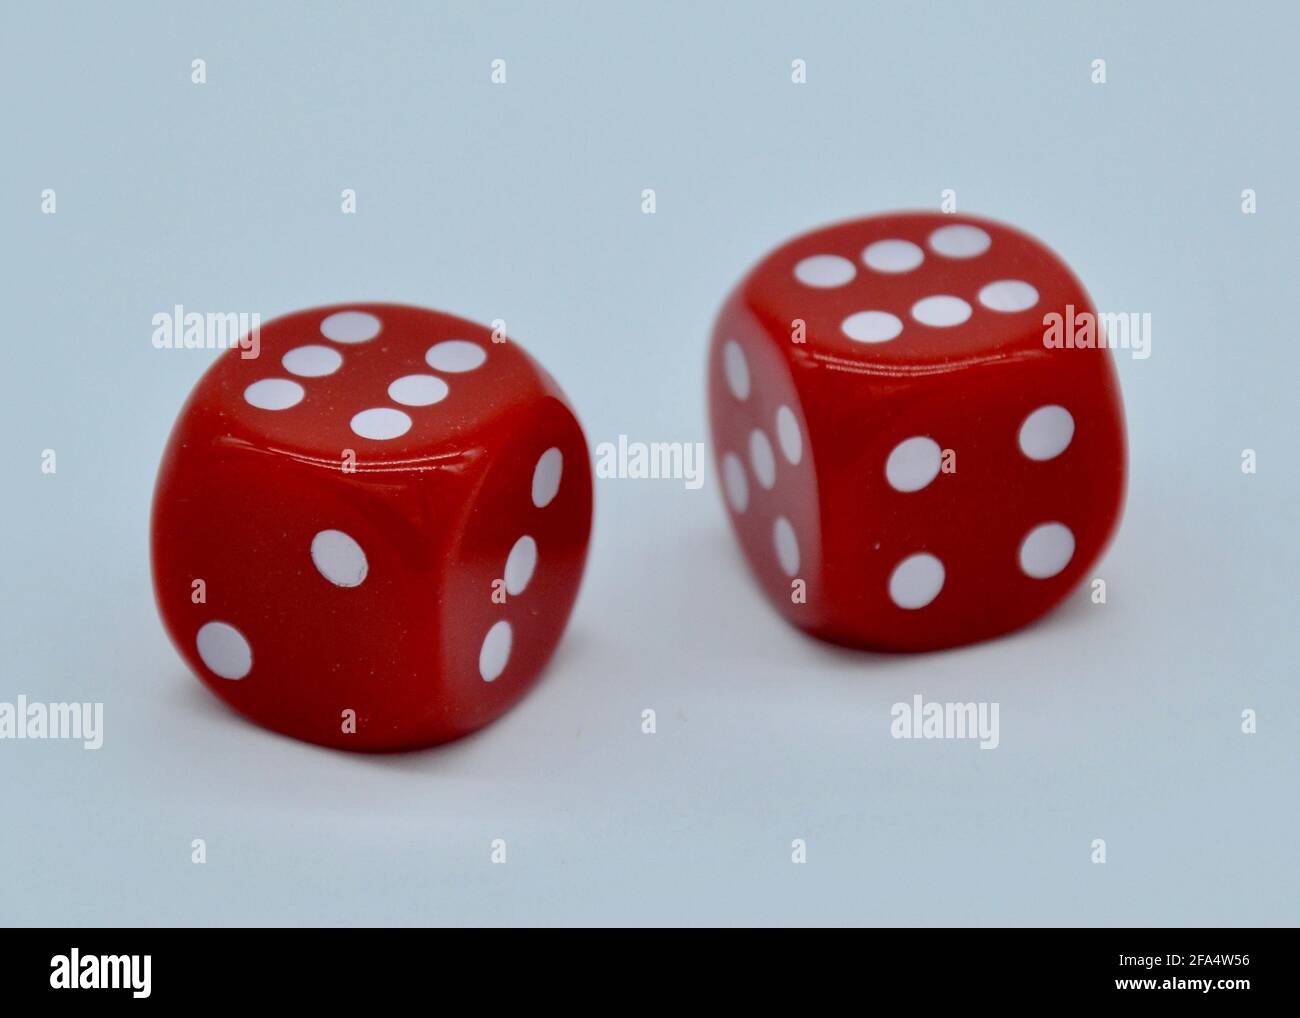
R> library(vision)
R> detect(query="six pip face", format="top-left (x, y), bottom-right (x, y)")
top-left (151, 303), bottom-right (594, 751)
top-left (153, 213), bottom-right (1128, 750)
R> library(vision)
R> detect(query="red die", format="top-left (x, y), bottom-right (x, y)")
top-left (708, 213), bottom-right (1126, 651)
top-left (152, 303), bottom-right (592, 750)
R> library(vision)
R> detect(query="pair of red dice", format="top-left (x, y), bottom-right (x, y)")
top-left (153, 212), bottom-right (1126, 751)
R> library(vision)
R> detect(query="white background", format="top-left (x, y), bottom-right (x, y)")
top-left (2, 1), bottom-right (1296, 925)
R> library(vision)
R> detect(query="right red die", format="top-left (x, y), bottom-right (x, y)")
top-left (707, 212), bottom-right (1127, 651)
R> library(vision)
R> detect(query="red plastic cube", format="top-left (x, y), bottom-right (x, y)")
top-left (708, 212), bottom-right (1126, 651)
top-left (152, 303), bottom-right (592, 750)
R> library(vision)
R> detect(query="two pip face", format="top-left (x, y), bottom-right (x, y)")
top-left (152, 212), bottom-right (1126, 751)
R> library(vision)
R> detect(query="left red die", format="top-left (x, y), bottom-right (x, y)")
top-left (151, 303), bottom-right (592, 751)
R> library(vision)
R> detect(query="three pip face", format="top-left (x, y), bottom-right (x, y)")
top-left (152, 211), bottom-right (1127, 751)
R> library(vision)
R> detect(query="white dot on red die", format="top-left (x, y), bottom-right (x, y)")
top-left (504, 535), bottom-right (537, 596)
top-left (748, 429), bottom-right (776, 489)
top-left (775, 405), bottom-right (802, 465)
top-left (282, 345), bottom-right (342, 377)
top-left (425, 340), bottom-right (486, 372)
top-left (979, 279), bottom-right (1039, 313)
top-left (723, 340), bottom-right (750, 401)
top-left (842, 310), bottom-right (903, 344)
top-left (1019, 522), bottom-right (1075, 579)
top-left (479, 620), bottom-right (512, 682)
top-left (889, 553), bottom-right (945, 609)
top-left (793, 254), bottom-right (856, 288)
top-left (863, 239), bottom-right (924, 273)
top-left (195, 621), bottom-right (252, 680)
top-left (311, 529), bottom-right (368, 587)
top-left (911, 295), bottom-right (971, 327)
top-left (1018, 405), bottom-right (1074, 461)
top-left (387, 374), bottom-right (449, 407)
top-left (722, 452), bottom-right (749, 513)
top-left (532, 447), bottom-right (563, 507)
top-left (928, 224), bottom-right (991, 259)
top-left (773, 516), bottom-right (800, 576)
top-left (886, 436), bottom-right (942, 492)
top-left (243, 378), bottom-right (304, 410)
top-left (320, 310), bottom-right (381, 343)
top-left (350, 407), bottom-right (411, 440)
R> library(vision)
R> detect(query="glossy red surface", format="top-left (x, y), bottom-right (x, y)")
top-left (708, 212), bottom-right (1127, 651)
top-left (152, 303), bottom-right (592, 750)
